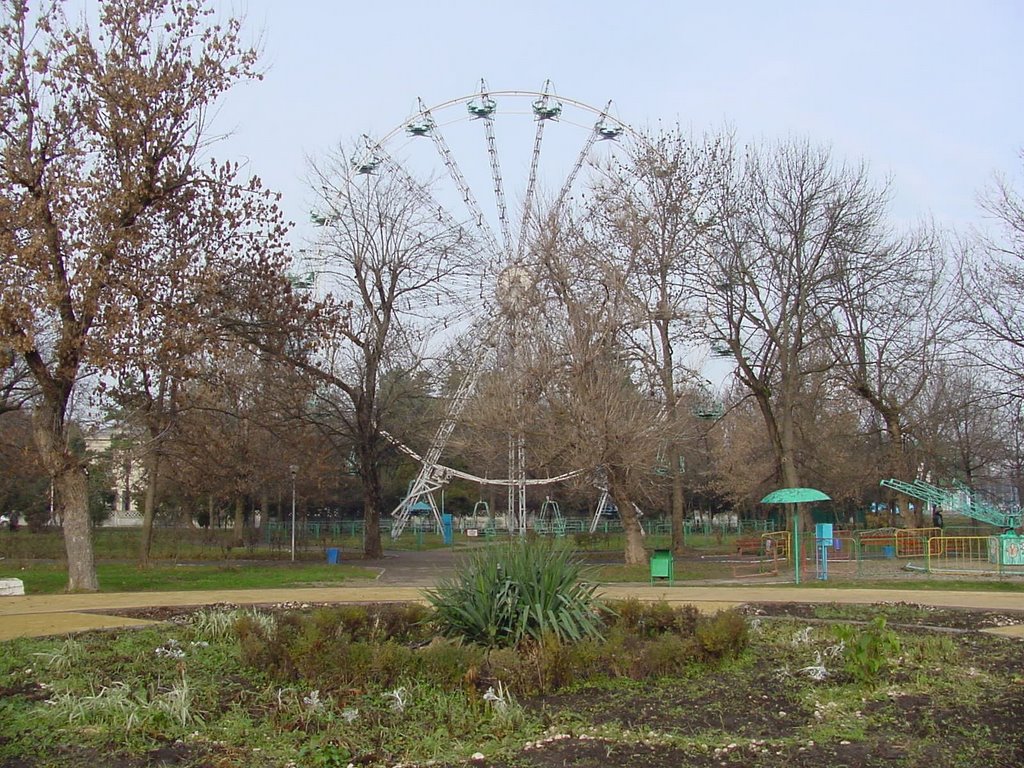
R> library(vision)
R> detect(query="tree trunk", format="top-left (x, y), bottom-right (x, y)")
top-left (359, 446), bottom-right (383, 558)
top-left (669, 446), bottom-right (685, 554)
top-left (609, 476), bottom-right (646, 565)
top-left (356, 394), bottom-right (384, 558)
top-left (56, 465), bottom-right (98, 592)
top-left (656, 320), bottom-right (686, 555)
top-left (258, 488), bottom-right (268, 530)
top-left (233, 496), bottom-right (244, 546)
top-left (138, 449), bottom-right (161, 566)
top-left (884, 415), bottom-right (924, 527)
top-left (32, 400), bottom-right (99, 592)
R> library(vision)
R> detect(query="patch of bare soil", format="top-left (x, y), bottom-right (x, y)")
top-left (88, 601), bottom-right (1024, 768)
top-left (746, 601), bottom-right (1024, 631)
top-left (470, 602), bottom-right (1024, 768)
top-left (0, 744), bottom-right (208, 768)
top-left (468, 737), bottom-right (929, 768)
top-left (528, 670), bottom-right (799, 737)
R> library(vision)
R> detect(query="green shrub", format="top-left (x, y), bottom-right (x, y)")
top-left (636, 633), bottom-right (696, 677)
top-left (417, 639), bottom-right (485, 688)
top-left (364, 641), bottom-right (414, 688)
top-left (524, 633), bottom-right (584, 693)
top-left (234, 606), bottom-right (483, 692)
top-left (300, 603), bottom-right (432, 644)
top-left (609, 599), bottom-right (700, 637)
top-left (365, 603), bottom-right (432, 643)
top-left (483, 646), bottom-right (531, 693)
top-left (595, 626), bottom-right (640, 678)
top-left (484, 637), bottom-right (592, 695)
top-left (427, 540), bottom-right (604, 648)
top-left (695, 610), bottom-right (749, 661)
top-left (834, 616), bottom-right (902, 684)
top-left (237, 613), bottom-right (298, 681)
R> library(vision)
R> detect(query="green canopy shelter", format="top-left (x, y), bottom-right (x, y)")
top-left (760, 487), bottom-right (832, 584)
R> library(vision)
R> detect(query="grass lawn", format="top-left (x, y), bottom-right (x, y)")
top-left (790, 576), bottom-right (1024, 591)
top-left (0, 527), bottom-right (453, 561)
top-left (588, 558), bottom-right (1024, 592)
top-left (0, 561), bottom-right (378, 594)
top-left (589, 559), bottom-right (736, 582)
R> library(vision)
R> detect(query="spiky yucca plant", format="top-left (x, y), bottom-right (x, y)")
top-left (427, 540), bottom-right (604, 648)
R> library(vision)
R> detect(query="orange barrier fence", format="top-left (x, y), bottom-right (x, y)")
top-left (925, 534), bottom-right (1024, 573)
top-left (763, 531), bottom-right (790, 560)
top-left (896, 527), bottom-right (943, 557)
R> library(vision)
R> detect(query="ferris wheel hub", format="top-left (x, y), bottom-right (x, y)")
top-left (497, 265), bottom-right (534, 311)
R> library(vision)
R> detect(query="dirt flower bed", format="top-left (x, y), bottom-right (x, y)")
top-left (744, 600), bottom-right (1024, 631)
top-left (1, 601), bottom-right (1023, 767)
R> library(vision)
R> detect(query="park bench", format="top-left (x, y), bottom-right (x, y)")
top-left (735, 537), bottom-right (764, 555)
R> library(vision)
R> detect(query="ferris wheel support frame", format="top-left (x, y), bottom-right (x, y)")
top-left (589, 488), bottom-right (647, 536)
top-left (390, 334), bottom-right (492, 538)
top-left (357, 83), bottom-right (635, 539)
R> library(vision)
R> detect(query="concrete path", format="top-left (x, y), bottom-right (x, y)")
top-left (2, 580), bottom-right (1023, 641)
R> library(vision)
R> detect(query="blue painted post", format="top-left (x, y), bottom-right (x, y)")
top-left (793, 510), bottom-right (800, 585)
top-left (815, 523), bottom-right (833, 581)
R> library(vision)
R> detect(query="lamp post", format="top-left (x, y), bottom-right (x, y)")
top-left (289, 465), bottom-right (298, 562)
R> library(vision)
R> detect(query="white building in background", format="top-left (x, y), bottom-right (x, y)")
top-left (84, 427), bottom-right (145, 527)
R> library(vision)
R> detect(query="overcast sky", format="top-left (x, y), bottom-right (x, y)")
top-left (209, 0), bottom-right (1023, 246)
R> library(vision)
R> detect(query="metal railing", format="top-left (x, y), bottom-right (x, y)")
top-left (924, 534), bottom-right (1024, 576)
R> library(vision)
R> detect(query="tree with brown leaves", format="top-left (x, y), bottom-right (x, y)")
top-left (0, 0), bottom-right (281, 590)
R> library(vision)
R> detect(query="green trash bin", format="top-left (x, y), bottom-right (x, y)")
top-left (650, 549), bottom-right (674, 585)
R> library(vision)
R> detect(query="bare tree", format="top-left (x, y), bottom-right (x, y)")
top-left (697, 139), bottom-right (891, 529)
top-left (588, 127), bottom-right (729, 553)
top-left (0, 0), bottom-right (275, 590)
top-left (167, 342), bottom-right (315, 540)
top-left (100, 181), bottom-right (297, 563)
top-left (532, 216), bottom-right (668, 565)
top-left (962, 149), bottom-right (1024, 399)
top-left (301, 157), bottom-right (479, 558)
top-left (826, 227), bottom-right (958, 525)
top-left (999, 400), bottom-right (1024, 510)
top-left (918, 363), bottom-right (1007, 493)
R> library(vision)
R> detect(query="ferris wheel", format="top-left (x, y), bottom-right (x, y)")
top-left (336, 81), bottom-right (643, 537)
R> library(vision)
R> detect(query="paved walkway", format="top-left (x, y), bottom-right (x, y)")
top-left (1, 547), bottom-right (1023, 641)
top-left (2, 583), bottom-right (1023, 641)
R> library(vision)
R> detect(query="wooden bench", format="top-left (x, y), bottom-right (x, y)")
top-left (735, 537), bottom-right (764, 555)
